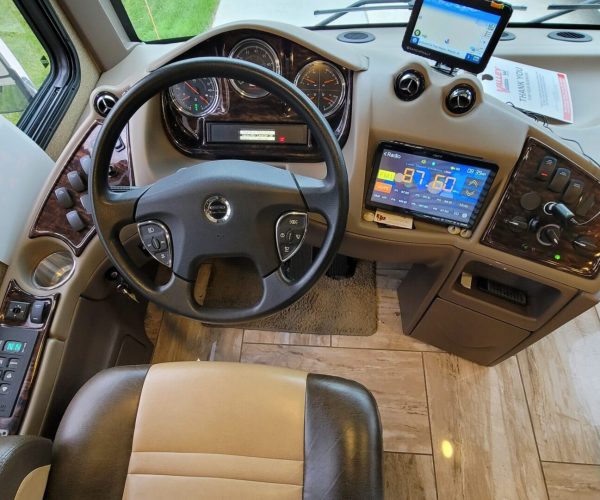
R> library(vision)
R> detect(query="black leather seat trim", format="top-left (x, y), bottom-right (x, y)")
top-left (44, 365), bottom-right (149, 500)
top-left (0, 435), bottom-right (52, 500)
top-left (303, 373), bottom-right (384, 500)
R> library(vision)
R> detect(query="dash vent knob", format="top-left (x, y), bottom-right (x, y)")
top-left (446, 84), bottom-right (476, 114)
top-left (394, 70), bottom-right (425, 101)
top-left (94, 92), bottom-right (118, 117)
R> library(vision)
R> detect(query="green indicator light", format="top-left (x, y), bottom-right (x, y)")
top-left (194, 103), bottom-right (199, 111)
top-left (554, 254), bottom-right (561, 261)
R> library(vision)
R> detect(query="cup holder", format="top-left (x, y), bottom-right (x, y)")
top-left (32, 251), bottom-right (76, 290)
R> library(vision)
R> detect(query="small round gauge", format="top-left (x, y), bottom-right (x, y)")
top-left (229, 38), bottom-right (281, 99)
top-left (169, 77), bottom-right (220, 117)
top-left (294, 61), bottom-right (346, 117)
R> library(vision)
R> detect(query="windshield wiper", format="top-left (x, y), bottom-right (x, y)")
top-left (314, 0), bottom-right (526, 27)
top-left (530, 0), bottom-right (600, 23)
top-left (314, 0), bottom-right (412, 27)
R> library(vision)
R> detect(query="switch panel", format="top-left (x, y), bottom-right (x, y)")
top-left (482, 138), bottom-right (600, 278)
top-left (0, 328), bottom-right (37, 418)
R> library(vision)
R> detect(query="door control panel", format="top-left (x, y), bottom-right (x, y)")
top-left (482, 138), bottom-right (600, 278)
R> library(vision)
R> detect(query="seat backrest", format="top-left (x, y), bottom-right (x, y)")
top-left (44, 362), bottom-right (383, 500)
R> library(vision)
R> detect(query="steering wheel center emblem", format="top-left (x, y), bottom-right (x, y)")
top-left (204, 195), bottom-right (232, 224)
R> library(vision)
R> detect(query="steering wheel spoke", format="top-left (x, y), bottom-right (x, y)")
top-left (294, 173), bottom-right (341, 224)
top-left (94, 187), bottom-right (147, 234)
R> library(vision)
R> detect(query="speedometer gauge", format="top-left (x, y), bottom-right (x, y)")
top-left (229, 39), bottom-right (281, 99)
top-left (169, 78), bottom-right (220, 117)
top-left (294, 61), bottom-right (346, 117)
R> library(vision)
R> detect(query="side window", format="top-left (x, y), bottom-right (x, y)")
top-left (0, 1), bottom-right (51, 125)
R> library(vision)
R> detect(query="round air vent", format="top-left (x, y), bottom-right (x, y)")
top-left (337, 31), bottom-right (375, 43)
top-left (94, 91), bottom-right (118, 117)
top-left (394, 70), bottom-right (425, 102)
top-left (548, 31), bottom-right (592, 42)
top-left (500, 31), bottom-right (516, 41)
top-left (446, 84), bottom-right (476, 115)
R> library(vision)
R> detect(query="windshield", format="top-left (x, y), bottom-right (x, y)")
top-left (119, 0), bottom-right (600, 42)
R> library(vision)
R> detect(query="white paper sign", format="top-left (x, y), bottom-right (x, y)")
top-left (374, 209), bottom-right (413, 229)
top-left (480, 57), bottom-right (574, 123)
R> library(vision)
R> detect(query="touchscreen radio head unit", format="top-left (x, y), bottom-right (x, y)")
top-left (366, 142), bottom-right (497, 229)
top-left (402, 0), bottom-right (512, 74)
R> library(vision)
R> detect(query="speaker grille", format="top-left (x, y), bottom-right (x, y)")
top-left (337, 31), bottom-right (375, 43)
top-left (548, 31), bottom-right (592, 42)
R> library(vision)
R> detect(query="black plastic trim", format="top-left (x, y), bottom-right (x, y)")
top-left (109, 0), bottom-right (140, 42)
top-left (12, 0), bottom-right (80, 149)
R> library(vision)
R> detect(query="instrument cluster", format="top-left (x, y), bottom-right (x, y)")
top-left (161, 30), bottom-right (352, 161)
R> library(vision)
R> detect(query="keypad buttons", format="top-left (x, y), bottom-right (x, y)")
top-left (138, 221), bottom-right (173, 268)
top-left (275, 212), bottom-right (308, 262)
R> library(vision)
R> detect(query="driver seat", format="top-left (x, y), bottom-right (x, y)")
top-left (3, 362), bottom-right (383, 500)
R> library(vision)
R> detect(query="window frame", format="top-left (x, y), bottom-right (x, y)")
top-left (8, 0), bottom-right (80, 148)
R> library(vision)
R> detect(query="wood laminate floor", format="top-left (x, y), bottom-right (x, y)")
top-left (148, 266), bottom-right (600, 499)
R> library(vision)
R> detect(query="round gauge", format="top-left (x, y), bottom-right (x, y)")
top-left (169, 77), bottom-right (220, 117)
top-left (294, 61), bottom-right (346, 117)
top-left (229, 39), bottom-right (281, 99)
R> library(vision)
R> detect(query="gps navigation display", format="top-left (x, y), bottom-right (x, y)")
top-left (367, 143), bottom-right (497, 228)
top-left (402, 0), bottom-right (512, 74)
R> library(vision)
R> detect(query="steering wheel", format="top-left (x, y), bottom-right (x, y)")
top-left (90, 57), bottom-right (349, 323)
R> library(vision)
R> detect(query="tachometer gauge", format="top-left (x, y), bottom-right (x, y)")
top-left (294, 61), bottom-right (346, 117)
top-left (229, 39), bottom-right (281, 99)
top-left (169, 77), bottom-right (220, 117)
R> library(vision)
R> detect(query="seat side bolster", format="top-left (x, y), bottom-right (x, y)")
top-left (44, 365), bottom-right (150, 500)
top-left (0, 436), bottom-right (52, 500)
top-left (303, 373), bottom-right (384, 500)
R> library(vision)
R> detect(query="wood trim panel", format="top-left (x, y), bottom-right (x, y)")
top-left (482, 138), bottom-right (600, 278)
top-left (29, 122), bottom-right (133, 255)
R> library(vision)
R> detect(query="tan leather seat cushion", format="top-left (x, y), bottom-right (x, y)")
top-left (123, 362), bottom-right (308, 500)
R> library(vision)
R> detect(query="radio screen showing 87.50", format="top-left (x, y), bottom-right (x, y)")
top-left (370, 148), bottom-right (492, 226)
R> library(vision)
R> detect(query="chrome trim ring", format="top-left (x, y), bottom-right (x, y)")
top-left (204, 195), bottom-right (232, 224)
top-left (294, 61), bottom-right (346, 117)
top-left (229, 38), bottom-right (281, 99)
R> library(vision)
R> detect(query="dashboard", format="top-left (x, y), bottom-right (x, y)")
top-left (4, 21), bottom-right (600, 436)
top-left (161, 29), bottom-right (352, 161)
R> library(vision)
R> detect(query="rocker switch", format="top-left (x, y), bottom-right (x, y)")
top-left (67, 171), bottom-right (86, 192)
top-left (536, 156), bottom-right (557, 181)
top-left (55, 187), bottom-right (73, 209)
top-left (548, 168), bottom-right (571, 193)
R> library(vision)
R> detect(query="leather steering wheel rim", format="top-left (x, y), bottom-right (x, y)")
top-left (90, 57), bottom-right (348, 323)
